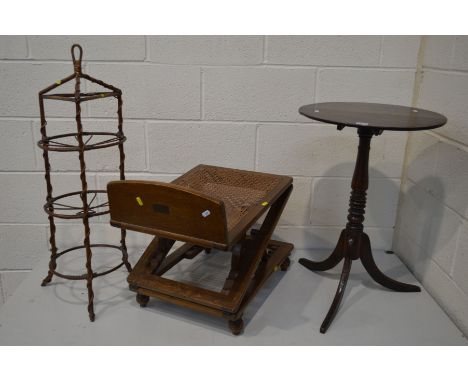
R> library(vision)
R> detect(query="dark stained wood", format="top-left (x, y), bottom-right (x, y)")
top-left (136, 293), bottom-right (149, 307)
top-left (359, 233), bottom-right (420, 292)
top-left (280, 256), bottom-right (291, 271)
top-left (319, 256), bottom-right (352, 334)
top-left (109, 164), bottom-right (294, 334)
top-left (299, 230), bottom-right (345, 271)
top-left (299, 102), bottom-right (447, 131)
top-left (228, 318), bottom-right (244, 336)
top-left (297, 107), bottom-right (440, 332)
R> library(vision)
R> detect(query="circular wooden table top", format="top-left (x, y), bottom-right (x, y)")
top-left (299, 102), bottom-right (447, 131)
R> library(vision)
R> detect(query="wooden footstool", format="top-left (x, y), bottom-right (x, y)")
top-left (107, 164), bottom-right (293, 334)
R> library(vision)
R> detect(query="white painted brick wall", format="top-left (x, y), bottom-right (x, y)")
top-left (265, 36), bottom-right (382, 66)
top-left (0, 62), bottom-right (82, 117)
top-left (147, 36), bottom-right (264, 65)
top-left (87, 64), bottom-right (201, 119)
top-left (394, 36), bottom-right (468, 335)
top-left (423, 36), bottom-right (454, 69)
top-left (29, 36), bottom-right (146, 61)
top-left (203, 67), bottom-right (316, 122)
top-left (0, 120), bottom-right (36, 170)
top-left (317, 68), bottom-right (415, 104)
top-left (0, 36), bottom-right (27, 59)
top-left (256, 123), bottom-right (407, 177)
top-left (146, 122), bottom-right (256, 172)
top-left (419, 70), bottom-right (468, 145)
top-left (380, 36), bottom-right (421, 68)
top-left (0, 36), bottom-right (419, 308)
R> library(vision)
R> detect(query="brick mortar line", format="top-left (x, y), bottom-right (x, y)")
top-left (429, 258), bottom-right (468, 301)
top-left (200, 68), bottom-right (204, 119)
top-left (404, 178), bottom-right (468, 223)
top-left (31, 120), bottom-right (42, 171)
top-left (0, 277), bottom-right (5, 303)
top-left (0, 171), bottom-right (403, 182)
top-left (422, 66), bottom-right (468, 75)
top-left (424, 130), bottom-right (468, 152)
top-left (306, 177), bottom-right (315, 224)
top-left (0, 59), bottom-right (417, 71)
top-left (0, 269), bottom-right (32, 273)
top-left (144, 36), bottom-right (149, 61)
top-left (313, 69), bottom-right (319, 102)
top-left (0, 223), bottom-right (49, 226)
top-left (0, 116), bottom-right (324, 125)
top-left (0, 170), bottom-right (182, 175)
top-left (448, 223), bottom-right (463, 277)
top-left (0, 221), bottom-right (396, 229)
top-left (0, 170), bottom-right (181, 175)
top-left (448, 37), bottom-right (457, 69)
top-left (29, 121), bottom-right (38, 170)
top-left (143, 121), bottom-right (150, 171)
top-left (25, 36), bottom-right (31, 59)
top-left (378, 36), bottom-right (385, 66)
top-left (276, 225), bottom-right (394, 229)
top-left (254, 124), bottom-right (260, 170)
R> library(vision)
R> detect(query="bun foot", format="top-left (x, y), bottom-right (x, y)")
top-left (228, 318), bottom-right (244, 335)
top-left (136, 293), bottom-right (149, 307)
top-left (280, 257), bottom-right (291, 271)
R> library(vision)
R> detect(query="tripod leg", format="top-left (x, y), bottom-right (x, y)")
top-left (299, 230), bottom-right (346, 272)
top-left (360, 234), bottom-right (421, 292)
top-left (320, 255), bottom-right (352, 333)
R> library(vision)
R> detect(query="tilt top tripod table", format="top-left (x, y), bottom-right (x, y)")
top-left (298, 102), bottom-right (447, 333)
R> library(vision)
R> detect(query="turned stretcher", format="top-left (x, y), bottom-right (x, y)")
top-left (107, 164), bottom-right (293, 334)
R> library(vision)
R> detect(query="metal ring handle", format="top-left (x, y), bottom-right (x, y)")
top-left (71, 44), bottom-right (83, 62)
top-left (71, 44), bottom-right (83, 74)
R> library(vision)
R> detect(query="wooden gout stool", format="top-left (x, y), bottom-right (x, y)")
top-left (107, 164), bottom-right (293, 334)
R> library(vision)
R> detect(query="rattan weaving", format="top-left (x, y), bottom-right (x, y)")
top-left (173, 165), bottom-right (284, 230)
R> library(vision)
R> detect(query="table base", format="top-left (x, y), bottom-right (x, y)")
top-left (299, 229), bottom-right (420, 333)
top-left (299, 127), bottom-right (421, 333)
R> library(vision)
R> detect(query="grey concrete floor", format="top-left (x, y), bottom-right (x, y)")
top-left (0, 247), bottom-right (466, 345)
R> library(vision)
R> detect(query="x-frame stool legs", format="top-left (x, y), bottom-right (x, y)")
top-left (128, 185), bottom-right (294, 335)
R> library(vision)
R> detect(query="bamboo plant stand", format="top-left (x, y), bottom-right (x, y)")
top-left (38, 44), bottom-right (132, 321)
